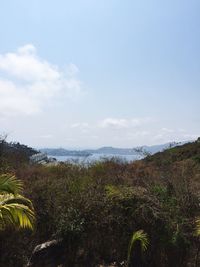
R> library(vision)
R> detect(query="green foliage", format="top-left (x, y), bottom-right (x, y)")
top-left (0, 174), bottom-right (35, 230)
top-left (145, 140), bottom-right (200, 166)
top-left (196, 217), bottom-right (200, 236)
top-left (105, 184), bottom-right (135, 199)
top-left (193, 155), bottom-right (200, 163)
top-left (0, 174), bottom-right (23, 195)
top-left (127, 230), bottom-right (149, 265)
top-left (56, 207), bottom-right (85, 238)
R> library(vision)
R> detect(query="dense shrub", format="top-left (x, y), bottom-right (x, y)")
top-left (0, 140), bottom-right (199, 266)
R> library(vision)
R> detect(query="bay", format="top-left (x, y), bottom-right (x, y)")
top-left (50, 153), bottom-right (143, 164)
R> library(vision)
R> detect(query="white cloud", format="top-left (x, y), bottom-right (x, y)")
top-left (70, 122), bottom-right (90, 134)
top-left (0, 44), bottom-right (83, 116)
top-left (39, 134), bottom-right (53, 139)
top-left (98, 117), bottom-right (152, 129)
top-left (153, 128), bottom-right (198, 143)
top-left (69, 117), bottom-right (153, 133)
top-left (71, 122), bottom-right (89, 129)
top-left (66, 118), bottom-right (198, 147)
top-left (161, 127), bottom-right (174, 133)
top-left (98, 118), bottom-right (129, 129)
top-left (66, 117), bottom-right (156, 146)
top-left (17, 44), bottom-right (36, 55)
top-left (0, 80), bottom-right (40, 115)
top-left (0, 44), bottom-right (60, 82)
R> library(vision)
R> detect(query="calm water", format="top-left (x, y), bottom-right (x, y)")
top-left (50, 153), bottom-right (143, 164)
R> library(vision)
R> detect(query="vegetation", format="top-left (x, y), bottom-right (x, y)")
top-left (196, 218), bottom-right (200, 237)
top-left (0, 138), bottom-right (199, 266)
top-left (0, 174), bottom-right (35, 230)
top-left (127, 230), bottom-right (149, 266)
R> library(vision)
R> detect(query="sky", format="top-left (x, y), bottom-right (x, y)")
top-left (0, 0), bottom-right (200, 148)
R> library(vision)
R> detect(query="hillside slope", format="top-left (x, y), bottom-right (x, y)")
top-left (145, 138), bottom-right (200, 165)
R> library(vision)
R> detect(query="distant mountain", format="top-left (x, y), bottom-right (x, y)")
top-left (40, 141), bottom-right (188, 157)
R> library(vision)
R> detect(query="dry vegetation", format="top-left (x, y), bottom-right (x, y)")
top-left (0, 138), bottom-right (199, 266)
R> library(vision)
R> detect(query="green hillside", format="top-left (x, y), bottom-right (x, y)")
top-left (145, 138), bottom-right (200, 165)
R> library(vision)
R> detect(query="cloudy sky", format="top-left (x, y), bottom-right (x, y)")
top-left (0, 0), bottom-right (199, 148)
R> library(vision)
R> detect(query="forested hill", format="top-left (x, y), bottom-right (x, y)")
top-left (145, 137), bottom-right (200, 165)
top-left (0, 137), bottom-right (37, 170)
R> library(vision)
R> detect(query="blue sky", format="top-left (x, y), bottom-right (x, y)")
top-left (0, 0), bottom-right (199, 148)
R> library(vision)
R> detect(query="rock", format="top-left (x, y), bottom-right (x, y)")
top-left (27, 239), bottom-right (67, 267)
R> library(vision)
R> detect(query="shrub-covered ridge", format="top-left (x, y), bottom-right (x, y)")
top-left (0, 139), bottom-right (199, 266)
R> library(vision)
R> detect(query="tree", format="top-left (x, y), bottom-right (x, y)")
top-left (0, 174), bottom-right (35, 230)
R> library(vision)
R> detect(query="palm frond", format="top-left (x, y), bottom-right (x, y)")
top-left (196, 217), bottom-right (200, 236)
top-left (1, 194), bottom-right (34, 210)
top-left (0, 174), bottom-right (23, 195)
top-left (127, 230), bottom-right (149, 265)
top-left (0, 174), bottom-right (35, 230)
top-left (0, 203), bottom-right (35, 230)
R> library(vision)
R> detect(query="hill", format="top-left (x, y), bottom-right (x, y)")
top-left (145, 138), bottom-right (200, 165)
top-left (40, 141), bottom-right (186, 157)
top-left (0, 136), bottom-right (37, 170)
top-left (0, 138), bottom-right (199, 267)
